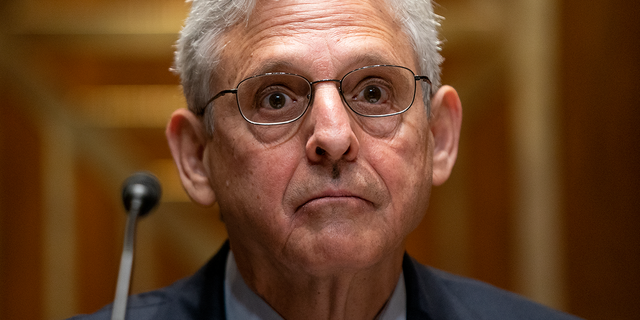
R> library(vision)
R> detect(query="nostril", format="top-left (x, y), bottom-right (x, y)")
top-left (343, 146), bottom-right (350, 155)
top-left (315, 147), bottom-right (326, 156)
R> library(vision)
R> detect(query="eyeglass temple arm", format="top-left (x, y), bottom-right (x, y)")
top-left (415, 75), bottom-right (434, 117)
top-left (415, 75), bottom-right (431, 85)
top-left (199, 89), bottom-right (238, 116)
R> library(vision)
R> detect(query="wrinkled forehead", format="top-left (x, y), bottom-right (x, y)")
top-left (216, 0), bottom-right (417, 84)
top-left (243, 0), bottom-right (399, 36)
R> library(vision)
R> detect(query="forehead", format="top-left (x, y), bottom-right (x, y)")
top-left (217, 0), bottom-right (417, 83)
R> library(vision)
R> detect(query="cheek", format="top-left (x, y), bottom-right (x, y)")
top-left (361, 121), bottom-right (432, 224)
top-left (213, 138), bottom-right (301, 205)
top-left (209, 124), bottom-right (304, 234)
top-left (211, 114), bottom-right (297, 186)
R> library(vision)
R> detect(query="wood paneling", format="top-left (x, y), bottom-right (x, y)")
top-left (0, 94), bottom-right (45, 320)
top-left (560, 1), bottom-right (640, 319)
top-left (74, 160), bottom-right (120, 314)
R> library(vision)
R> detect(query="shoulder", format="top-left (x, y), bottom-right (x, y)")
top-left (403, 254), bottom-right (582, 320)
top-left (67, 242), bottom-right (230, 320)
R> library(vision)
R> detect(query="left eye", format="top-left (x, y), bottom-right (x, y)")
top-left (345, 79), bottom-right (395, 116)
top-left (353, 82), bottom-right (391, 106)
top-left (362, 85), bottom-right (382, 103)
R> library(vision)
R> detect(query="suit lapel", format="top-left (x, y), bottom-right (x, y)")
top-left (198, 241), bottom-right (230, 320)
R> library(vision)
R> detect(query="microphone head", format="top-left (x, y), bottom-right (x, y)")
top-left (122, 172), bottom-right (162, 217)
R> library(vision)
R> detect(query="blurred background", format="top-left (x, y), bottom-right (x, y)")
top-left (0, 0), bottom-right (638, 319)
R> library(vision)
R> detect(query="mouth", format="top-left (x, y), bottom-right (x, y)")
top-left (296, 190), bottom-right (372, 212)
top-left (285, 165), bottom-right (386, 215)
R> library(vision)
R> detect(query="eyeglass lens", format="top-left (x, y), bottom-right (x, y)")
top-left (236, 65), bottom-right (417, 125)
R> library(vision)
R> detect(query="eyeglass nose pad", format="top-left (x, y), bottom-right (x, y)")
top-left (305, 93), bottom-right (313, 107)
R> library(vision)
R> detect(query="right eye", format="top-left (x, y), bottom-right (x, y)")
top-left (254, 85), bottom-right (296, 111)
top-left (238, 73), bottom-right (311, 124)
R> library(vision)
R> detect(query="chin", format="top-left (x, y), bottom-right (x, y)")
top-left (283, 225), bottom-right (400, 275)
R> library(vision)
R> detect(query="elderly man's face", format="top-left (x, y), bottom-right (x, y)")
top-left (205, 0), bottom-right (433, 272)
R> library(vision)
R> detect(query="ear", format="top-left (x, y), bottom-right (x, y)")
top-left (430, 85), bottom-right (462, 186)
top-left (166, 108), bottom-right (216, 206)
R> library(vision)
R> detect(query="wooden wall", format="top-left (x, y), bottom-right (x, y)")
top-left (560, 0), bottom-right (640, 318)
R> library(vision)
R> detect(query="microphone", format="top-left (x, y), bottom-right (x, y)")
top-left (121, 172), bottom-right (162, 217)
top-left (111, 172), bottom-right (161, 320)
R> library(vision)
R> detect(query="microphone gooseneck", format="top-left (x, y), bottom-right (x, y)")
top-left (111, 172), bottom-right (161, 320)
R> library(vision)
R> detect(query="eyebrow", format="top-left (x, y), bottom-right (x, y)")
top-left (349, 52), bottom-right (397, 68)
top-left (245, 52), bottom-right (400, 79)
top-left (248, 60), bottom-right (296, 77)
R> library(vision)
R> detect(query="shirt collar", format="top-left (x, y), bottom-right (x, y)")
top-left (224, 250), bottom-right (406, 320)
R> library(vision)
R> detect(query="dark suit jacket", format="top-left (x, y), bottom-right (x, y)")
top-left (70, 241), bottom-right (580, 319)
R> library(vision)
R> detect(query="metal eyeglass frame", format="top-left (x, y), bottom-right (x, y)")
top-left (199, 64), bottom-right (433, 126)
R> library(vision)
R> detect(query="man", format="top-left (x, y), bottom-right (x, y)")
top-left (71, 0), bottom-right (580, 319)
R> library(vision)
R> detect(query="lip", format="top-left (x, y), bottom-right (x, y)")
top-left (296, 189), bottom-right (371, 211)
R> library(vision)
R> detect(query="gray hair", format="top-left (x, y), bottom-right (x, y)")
top-left (173, 0), bottom-right (443, 130)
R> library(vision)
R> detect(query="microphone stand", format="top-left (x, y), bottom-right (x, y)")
top-left (110, 172), bottom-right (160, 320)
top-left (111, 197), bottom-right (142, 320)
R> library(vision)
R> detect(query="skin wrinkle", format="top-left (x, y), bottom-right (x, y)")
top-left (247, 1), bottom-right (393, 36)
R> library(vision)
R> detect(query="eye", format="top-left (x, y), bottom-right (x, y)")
top-left (363, 85), bottom-right (382, 103)
top-left (344, 78), bottom-right (396, 116)
top-left (354, 81), bottom-right (390, 105)
top-left (267, 92), bottom-right (288, 109)
top-left (237, 73), bottom-right (311, 124)
top-left (258, 90), bottom-right (293, 110)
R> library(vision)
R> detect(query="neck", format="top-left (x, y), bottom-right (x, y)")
top-left (231, 244), bottom-right (405, 320)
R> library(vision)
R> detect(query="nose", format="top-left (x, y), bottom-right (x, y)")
top-left (305, 82), bottom-right (359, 163)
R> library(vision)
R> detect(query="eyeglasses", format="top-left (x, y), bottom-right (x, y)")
top-left (201, 65), bottom-right (432, 126)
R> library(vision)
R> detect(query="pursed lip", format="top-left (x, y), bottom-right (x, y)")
top-left (296, 189), bottom-right (371, 211)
